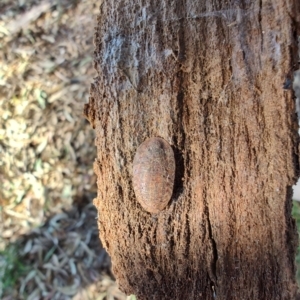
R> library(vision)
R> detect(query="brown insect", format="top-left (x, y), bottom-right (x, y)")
top-left (132, 137), bottom-right (175, 213)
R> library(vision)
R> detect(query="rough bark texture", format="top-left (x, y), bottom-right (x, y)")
top-left (84, 0), bottom-right (300, 299)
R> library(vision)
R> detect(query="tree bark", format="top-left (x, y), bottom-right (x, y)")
top-left (84, 0), bottom-right (300, 299)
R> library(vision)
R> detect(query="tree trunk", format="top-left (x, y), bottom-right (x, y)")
top-left (84, 0), bottom-right (300, 299)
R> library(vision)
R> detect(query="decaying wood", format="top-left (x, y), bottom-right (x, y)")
top-left (85, 0), bottom-right (300, 299)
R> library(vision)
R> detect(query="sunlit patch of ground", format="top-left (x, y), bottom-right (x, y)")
top-left (0, 0), bottom-right (97, 241)
top-left (0, 0), bottom-right (127, 298)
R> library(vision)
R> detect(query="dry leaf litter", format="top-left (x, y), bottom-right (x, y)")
top-left (0, 0), bottom-right (127, 299)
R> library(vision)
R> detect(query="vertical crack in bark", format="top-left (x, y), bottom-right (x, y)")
top-left (202, 94), bottom-right (218, 296)
top-left (258, 0), bottom-right (263, 52)
top-left (205, 203), bottom-right (219, 293)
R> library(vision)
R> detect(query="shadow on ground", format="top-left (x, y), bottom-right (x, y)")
top-left (0, 194), bottom-right (127, 300)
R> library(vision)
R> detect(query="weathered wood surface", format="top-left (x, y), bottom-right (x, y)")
top-left (84, 0), bottom-right (300, 299)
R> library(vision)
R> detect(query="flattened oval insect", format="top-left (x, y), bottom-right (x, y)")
top-left (132, 137), bottom-right (175, 213)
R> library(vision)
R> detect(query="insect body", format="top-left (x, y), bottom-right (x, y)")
top-left (132, 137), bottom-right (175, 213)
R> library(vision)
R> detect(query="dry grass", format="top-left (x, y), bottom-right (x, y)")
top-left (0, 0), bottom-right (128, 299)
top-left (0, 0), bottom-right (97, 240)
